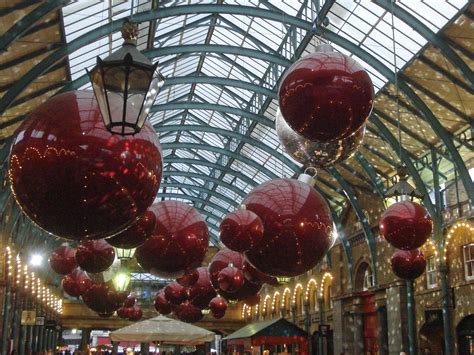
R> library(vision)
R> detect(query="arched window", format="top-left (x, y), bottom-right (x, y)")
top-left (355, 262), bottom-right (374, 292)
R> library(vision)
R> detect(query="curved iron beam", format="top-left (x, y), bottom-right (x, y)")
top-left (158, 192), bottom-right (230, 216)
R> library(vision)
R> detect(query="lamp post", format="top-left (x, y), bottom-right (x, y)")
top-left (112, 248), bottom-right (136, 292)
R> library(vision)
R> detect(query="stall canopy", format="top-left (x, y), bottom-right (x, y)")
top-left (110, 315), bottom-right (215, 345)
top-left (223, 318), bottom-right (308, 341)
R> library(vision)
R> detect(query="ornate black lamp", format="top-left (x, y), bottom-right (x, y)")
top-left (88, 19), bottom-right (164, 135)
top-left (112, 247), bottom-right (135, 292)
top-left (384, 166), bottom-right (423, 206)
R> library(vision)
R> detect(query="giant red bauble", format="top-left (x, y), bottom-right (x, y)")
top-left (380, 201), bottom-right (433, 250)
top-left (49, 245), bottom-right (77, 275)
top-left (242, 261), bottom-right (277, 286)
top-left (188, 267), bottom-right (216, 309)
top-left (82, 283), bottom-right (119, 313)
top-left (218, 279), bottom-right (262, 302)
top-left (128, 306), bottom-right (143, 321)
top-left (220, 210), bottom-right (264, 252)
top-left (164, 282), bottom-right (188, 305)
top-left (75, 239), bottom-right (115, 274)
top-left (209, 296), bottom-right (227, 319)
top-left (217, 266), bottom-right (245, 293)
top-left (278, 50), bottom-right (374, 141)
top-left (135, 201), bottom-right (209, 278)
top-left (8, 90), bottom-right (163, 240)
top-left (174, 301), bottom-right (204, 323)
top-left (208, 249), bottom-right (244, 289)
top-left (243, 178), bottom-right (333, 277)
top-left (154, 291), bottom-right (173, 315)
top-left (390, 249), bottom-right (426, 280)
top-left (62, 269), bottom-right (92, 297)
top-left (106, 210), bottom-right (156, 249)
top-left (177, 269), bottom-right (200, 287)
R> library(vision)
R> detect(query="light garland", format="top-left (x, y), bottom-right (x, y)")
top-left (261, 295), bottom-right (271, 314)
top-left (444, 221), bottom-right (473, 261)
top-left (291, 283), bottom-right (303, 305)
top-left (271, 291), bottom-right (280, 311)
top-left (319, 272), bottom-right (333, 298)
top-left (281, 287), bottom-right (291, 310)
top-left (305, 279), bottom-right (317, 301)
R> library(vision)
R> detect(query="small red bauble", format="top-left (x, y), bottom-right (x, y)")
top-left (106, 210), bottom-right (156, 249)
top-left (243, 178), bottom-right (333, 277)
top-left (177, 269), bottom-right (200, 287)
top-left (209, 296), bottom-right (227, 318)
top-left (123, 295), bottom-right (136, 308)
top-left (75, 239), bottom-right (115, 274)
top-left (8, 91), bottom-right (163, 240)
top-left (188, 267), bottom-right (216, 309)
top-left (82, 283), bottom-right (118, 313)
top-left (218, 279), bottom-right (262, 302)
top-left (278, 50), bottom-right (374, 141)
top-left (49, 245), bottom-right (77, 275)
top-left (243, 293), bottom-right (261, 307)
top-left (208, 249), bottom-right (244, 290)
top-left (391, 249), bottom-right (426, 280)
top-left (164, 282), bottom-right (188, 305)
top-left (117, 307), bottom-right (131, 319)
top-left (219, 210), bottom-right (264, 252)
top-left (128, 306), bottom-right (143, 321)
top-left (135, 201), bottom-right (209, 278)
top-left (217, 266), bottom-right (245, 293)
top-left (174, 301), bottom-right (204, 323)
top-left (62, 269), bottom-right (92, 297)
top-left (154, 291), bottom-right (173, 315)
top-left (380, 201), bottom-right (433, 250)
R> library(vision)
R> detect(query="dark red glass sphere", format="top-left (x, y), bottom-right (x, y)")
top-left (164, 282), bottom-right (188, 305)
top-left (220, 210), bottom-right (264, 252)
top-left (62, 269), bottom-right (93, 297)
top-left (75, 239), bottom-right (115, 274)
top-left (188, 267), bottom-right (216, 309)
top-left (208, 249), bottom-right (244, 290)
top-left (8, 90), bottom-right (163, 240)
top-left (128, 306), bottom-right (143, 321)
top-left (154, 291), bottom-right (173, 315)
top-left (107, 290), bottom-right (128, 309)
top-left (49, 245), bottom-right (77, 275)
top-left (106, 210), bottom-right (156, 249)
top-left (242, 261), bottom-right (276, 286)
top-left (123, 295), bottom-right (136, 308)
top-left (177, 269), bottom-right (200, 287)
top-left (243, 178), bottom-right (333, 277)
top-left (117, 307), bottom-right (131, 319)
top-left (390, 249), bottom-right (426, 280)
top-left (218, 266), bottom-right (245, 293)
top-left (82, 283), bottom-right (119, 314)
top-left (380, 201), bottom-right (433, 250)
top-left (278, 51), bottom-right (374, 141)
top-left (135, 201), bottom-right (209, 278)
top-left (218, 279), bottom-right (262, 302)
top-left (174, 301), bottom-right (204, 323)
top-left (209, 296), bottom-right (227, 319)
top-left (243, 293), bottom-right (261, 307)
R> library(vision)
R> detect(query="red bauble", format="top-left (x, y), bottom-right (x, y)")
top-left (278, 50), bottom-right (374, 141)
top-left (177, 269), bottom-right (200, 287)
top-left (124, 295), bottom-right (136, 308)
top-left (243, 178), bottom-right (333, 277)
top-left (82, 283), bottom-right (118, 313)
top-left (75, 239), bottom-right (115, 274)
top-left (188, 267), bottom-right (216, 309)
top-left (49, 245), bottom-right (77, 275)
top-left (164, 282), bottom-right (188, 305)
top-left (154, 291), bottom-right (173, 315)
top-left (107, 290), bottom-right (128, 309)
top-left (380, 201), bottom-right (433, 250)
top-left (128, 306), bottom-right (143, 321)
top-left (62, 269), bottom-right (92, 297)
top-left (242, 261), bottom-right (276, 286)
top-left (217, 266), bottom-right (245, 293)
top-left (390, 249), bottom-right (426, 280)
top-left (243, 293), bottom-right (261, 307)
top-left (208, 249), bottom-right (244, 289)
top-left (209, 296), bottom-right (227, 318)
top-left (117, 307), bottom-right (132, 319)
top-left (174, 301), bottom-right (204, 323)
top-left (220, 210), bottom-right (264, 252)
top-left (8, 91), bottom-right (163, 240)
top-left (135, 201), bottom-right (209, 278)
top-left (106, 210), bottom-right (156, 249)
top-left (218, 279), bottom-right (262, 302)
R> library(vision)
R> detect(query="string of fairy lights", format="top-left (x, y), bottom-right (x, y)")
top-left (6, 246), bottom-right (63, 315)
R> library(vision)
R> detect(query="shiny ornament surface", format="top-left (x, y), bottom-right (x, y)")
top-left (243, 178), bottom-right (333, 277)
top-left (117, 307), bottom-right (131, 319)
top-left (218, 279), bottom-right (262, 302)
top-left (8, 90), bottom-right (163, 240)
top-left (128, 306), bottom-right (143, 321)
top-left (188, 267), bottom-right (216, 309)
top-left (154, 291), bottom-right (173, 315)
top-left (124, 295), bottom-right (136, 308)
top-left (107, 290), bottom-right (128, 309)
top-left (208, 249), bottom-right (244, 289)
top-left (278, 51), bottom-right (374, 141)
top-left (75, 239), bottom-right (115, 274)
top-left (62, 269), bottom-right (92, 297)
top-left (164, 282), bottom-right (188, 305)
top-left (49, 245), bottom-right (77, 275)
top-left (217, 266), bottom-right (245, 293)
top-left (390, 249), bottom-right (426, 280)
top-left (209, 297), bottom-right (227, 319)
top-left (177, 269), bottom-right (200, 287)
top-left (135, 201), bottom-right (209, 278)
top-left (82, 283), bottom-right (119, 313)
top-left (174, 301), bottom-right (204, 323)
top-left (242, 261), bottom-right (276, 286)
top-left (106, 210), bottom-right (156, 248)
top-left (380, 201), bottom-right (433, 250)
top-left (275, 109), bottom-right (365, 167)
top-left (220, 209), bottom-right (264, 252)
top-left (243, 293), bottom-right (261, 307)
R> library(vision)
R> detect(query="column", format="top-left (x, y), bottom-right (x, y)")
top-left (386, 283), bottom-right (407, 355)
top-left (318, 299), bottom-right (324, 355)
top-left (353, 312), bottom-right (364, 355)
top-left (440, 264), bottom-right (453, 355)
top-left (376, 306), bottom-right (388, 355)
top-left (332, 299), bottom-right (344, 355)
top-left (80, 328), bottom-right (91, 352)
top-left (304, 302), bottom-right (311, 355)
top-left (140, 342), bottom-right (149, 355)
top-left (52, 329), bottom-right (58, 352)
top-left (112, 342), bottom-right (119, 355)
top-left (45, 329), bottom-right (50, 352)
top-left (37, 321), bottom-right (45, 352)
top-left (291, 305), bottom-right (296, 324)
top-left (405, 280), bottom-right (416, 355)
top-left (1, 285), bottom-right (12, 355)
top-left (11, 291), bottom-right (22, 353)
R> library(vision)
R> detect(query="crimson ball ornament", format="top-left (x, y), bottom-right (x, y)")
top-left (75, 239), bottom-right (115, 274)
top-left (164, 282), bottom-right (188, 305)
top-left (106, 210), bottom-right (156, 249)
top-left (117, 307), bottom-right (131, 319)
top-left (82, 283), bottom-right (118, 313)
top-left (107, 290), bottom-right (128, 309)
top-left (62, 269), bottom-right (92, 297)
top-left (242, 261), bottom-right (276, 286)
top-left (209, 249), bottom-right (244, 289)
top-left (219, 279), bottom-right (262, 302)
top-left (390, 249), bottom-right (426, 280)
top-left (278, 46), bottom-right (374, 142)
top-left (220, 209), bottom-right (264, 252)
top-left (128, 306), bottom-right (143, 321)
top-left (209, 297), bottom-right (227, 319)
top-left (124, 295), bottom-right (136, 308)
top-left (188, 267), bottom-right (217, 309)
top-left (218, 266), bottom-right (245, 293)
top-left (8, 90), bottom-right (163, 240)
top-left (380, 201), bottom-right (433, 250)
top-left (49, 245), bottom-right (77, 275)
top-left (243, 178), bottom-right (333, 277)
top-left (154, 291), bottom-right (173, 315)
top-left (177, 269), bottom-right (200, 287)
top-left (174, 301), bottom-right (204, 323)
top-left (135, 201), bottom-right (209, 278)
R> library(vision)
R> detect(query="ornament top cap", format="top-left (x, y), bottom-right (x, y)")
top-left (121, 19), bottom-right (139, 44)
top-left (315, 43), bottom-right (334, 53)
top-left (297, 167), bottom-right (318, 187)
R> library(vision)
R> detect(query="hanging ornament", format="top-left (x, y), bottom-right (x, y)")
top-left (187, 267), bottom-right (217, 310)
top-left (209, 249), bottom-right (244, 289)
top-left (106, 210), bottom-right (156, 249)
top-left (8, 90), bottom-right (163, 240)
top-left (135, 201), bottom-right (209, 278)
top-left (117, 307), bottom-right (132, 319)
top-left (177, 269), bottom-right (200, 287)
top-left (128, 306), bottom-right (143, 321)
top-left (124, 294), bottom-right (136, 308)
top-left (164, 282), bottom-right (188, 305)
top-left (275, 108), bottom-right (365, 167)
top-left (218, 280), bottom-right (262, 303)
top-left (49, 245), bottom-right (77, 275)
top-left (209, 297), bottom-right (227, 319)
top-left (82, 283), bottom-right (121, 314)
top-left (217, 266), bottom-right (245, 293)
top-left (106, 289), bottom-right (128, 309)
top-left (390, 249), bottom-right (426, 280)
top-left (174, 301), bottom-right (204, 323)
top-left (278, 44), bottom-right (374, 142)
top-left (242, 261), bottom-right (277, 286)
top-left (219, 209), bottom-right (264, 252)
top-left (243, 172), bottom-right (333, 277)
top-left (154, 291), bottom-right (173, 315)
top-left (62, 269), bottom-right (92, 297)
top-left (379, 201), bottom-right (432, 250)
top-left (75, 239), bottom-right (115, 274)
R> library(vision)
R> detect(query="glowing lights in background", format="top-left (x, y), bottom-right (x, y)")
top-left (444, 221), bottom-right (474, 261)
